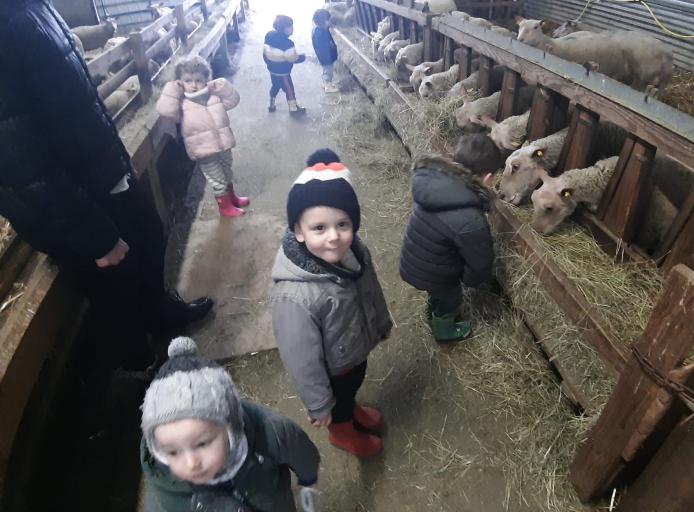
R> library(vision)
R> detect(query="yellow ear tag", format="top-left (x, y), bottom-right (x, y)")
top-left (562, 189), bottom-right (573, 198)
top-left (511, 142), bottom-right (520, 148)
top-left (536, 150), bottom-right (544, 157)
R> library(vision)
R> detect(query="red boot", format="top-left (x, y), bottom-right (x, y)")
top-left (354, 404), bottom-right (384, 432)
top-left (328, 422), bottom-right (382, 458)
top-left (215, 194), bottom-right (245, 217)
top-left (227, 184), bottom-right (250, 207)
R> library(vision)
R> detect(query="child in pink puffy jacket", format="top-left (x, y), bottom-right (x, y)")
top-left (156, 55), bottom-right (249, 218)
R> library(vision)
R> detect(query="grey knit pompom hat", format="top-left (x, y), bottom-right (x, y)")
top-left (141, 337), bottom-right (245, 463)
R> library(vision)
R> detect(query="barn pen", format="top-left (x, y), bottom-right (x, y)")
top-left (0, 1), bottom-right (248, 509)
top-left (339, 0), bottom-right (694, 509)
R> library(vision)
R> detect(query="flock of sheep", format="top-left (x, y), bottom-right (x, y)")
top-left (69, 4), bottom-right (202, 115)
top-left (366, 6), bottom-right (683, 249)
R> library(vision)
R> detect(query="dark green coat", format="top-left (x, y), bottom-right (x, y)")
top-left (141, 401), bottom-right (320, 512)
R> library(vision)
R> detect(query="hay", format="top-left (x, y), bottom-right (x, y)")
top-left (661, 69), bottom-right (694, 117)
top-left (411, 95), bottom-right (467, 154)
top-left (0, 217), bottom-right (12, 255)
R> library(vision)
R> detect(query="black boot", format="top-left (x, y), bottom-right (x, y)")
top-left (156, 290), bottom-right (213, 330)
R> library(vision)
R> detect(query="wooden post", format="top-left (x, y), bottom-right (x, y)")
top-left (366, 4), bottom-right (377, 33)
top-left (596, 136), bottom-right (655, 244)
top-left (398, 15), bottom-right (406, 39)
top-left (497, 68), bottom-right (521, 121)
top-left (570, 264), bottom-right (694, 502)
top-left (354, 0), bottom-right (364, 31)
top-left (423, 22), bottom-right (434, 62)
top-left (410, 20), bottom-right (418, 43)
top-left (130, 31), bottom-right (152, 102)
top-left (174, 4), bottom-right (188, 45)
top-left (456, 45), bottom-right (473, 80)
top-left (615, 416), bottom-right (694, 512)
top-left (655, 191), bottom-right (694, 271)
top-left (477, 56), bottom-right (495, 97)
top-left (526, 86), bottom-right (568, 142)
top-left (555, 105), bottom-right (599, 173)
top-left (200, 0), bottom-right (209, 22)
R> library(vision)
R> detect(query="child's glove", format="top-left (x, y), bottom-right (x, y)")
top-left (296, 53), bottom-right (306, 63)
top-left (299, 487), bottom-right (319, 512)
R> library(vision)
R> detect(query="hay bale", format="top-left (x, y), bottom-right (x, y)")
top-left (661, 69), bottom-right (694, 116)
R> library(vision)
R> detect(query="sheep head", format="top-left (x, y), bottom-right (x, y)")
top-left (531, 179), bottom-right (577, 234)
top-left (517, 19), bottom-right (546, 46)
top-left (499, 146), bottom-right (549, 205)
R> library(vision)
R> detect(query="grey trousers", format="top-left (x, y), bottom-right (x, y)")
top-left (197, 149), bottom-right (234, 195)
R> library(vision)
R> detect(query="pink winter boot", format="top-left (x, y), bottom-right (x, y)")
top-left (227, 184), bottom-right (250, 207)
top-left (215, 194), bottom-right (245, 217)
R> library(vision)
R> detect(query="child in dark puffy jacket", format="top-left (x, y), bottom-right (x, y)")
top-left (399, 152), bottom-right (497, 343)
top-left (311, 9), bottom-right (339, 93)
top-left (263, 15), bottom-right (307, 116)
top-left (140, 337), bottom-right (320, 512)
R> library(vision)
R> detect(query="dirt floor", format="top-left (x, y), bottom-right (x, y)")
top-left (166, 2), bottom-right (592, 511)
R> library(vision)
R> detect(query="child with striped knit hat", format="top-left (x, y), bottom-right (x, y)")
top-left (271, 149), bottom-right (392, 458)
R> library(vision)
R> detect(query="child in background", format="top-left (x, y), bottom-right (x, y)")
top-left (311, 9), bottom-right (339, 93)
top-left (156, 56), bottom-right (249, 218)
top-left (271, 149), bottom-right (392, 458)
top-left (399, 153), bottom-right (496, 343)
top-left (263, 15), bottom-right (307, 116)
top-left (140, 337), bottom-right (320, 512)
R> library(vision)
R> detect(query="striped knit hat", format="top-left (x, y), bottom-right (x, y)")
top-left (287, 161), bottom-right (361, 232)
top-left (141, 337), bottom-right (246, 471)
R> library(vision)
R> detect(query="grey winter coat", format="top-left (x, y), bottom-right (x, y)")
top-left (271, 232), bottom-right (392, 419)
top-left (399, 155), bottom-right (495, 293)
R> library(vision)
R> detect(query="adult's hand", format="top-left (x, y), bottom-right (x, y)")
top-left (309, 413), bottom-right (332, 428)
top-left (95, 238), bottom-right (129, 268)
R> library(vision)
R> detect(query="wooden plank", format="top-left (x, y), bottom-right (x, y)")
top-left (360, 0), bottom-right (428, 24)
top-left (662, 207), bottom-right (694, 272)
top-left (410, 19), bottom-right (418, 43)
top-left (526, 86), bottom-right (568, 141)
top-left (422, 24), bottom-right (434, 62)
top-left (96, 60), bottom-right (136, 101)
top-left (87, 38), bottom-right (132, 79)
top-left (655, 190), bottom-right (694, 264)
top-left (491, 202), bottom-right (629, 376)
top-left (432, 18), bottom-right (694, 170)
top-left (497, 68), bottom-right (521, 121)
top-left (141, 11), bottom-right (175, 38)
top-left (456, 45), bottom-right (473, 80)
top-left (570, 265), bottom-right (694, 502)
top-left (175, 4), bottom-right (189, 45)
top-left (615, 417), bottom-right (694, 512)
top-left (555, 105), bottom-right (599, 173)
top-left (598, 136), bottom-right (655, 243)
top-left (575, 211), bottom-right (648, 263)
top-left (130, 32), bottom-right (152, 102)
top-left (0, 237), bottom-right (33, 303)
top-left (477, 56), bottom-right (494, 97)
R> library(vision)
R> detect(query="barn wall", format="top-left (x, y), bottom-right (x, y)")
top-left (524, 0), bottom-right (694, 71)
top-left (53, 0), bottom-right (99, 27)
top-left (96, 0), bottom-right (155, 33)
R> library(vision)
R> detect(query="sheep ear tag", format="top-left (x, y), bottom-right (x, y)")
top-left (533, 149), bottom-right (545, 158)
top-left (561, 189), bottom-right (573, 199)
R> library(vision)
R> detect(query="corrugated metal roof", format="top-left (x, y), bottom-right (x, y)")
top-left (95, 0), bottom-right (155, 31)
top-left (524, 0), bottom-right (694, 71)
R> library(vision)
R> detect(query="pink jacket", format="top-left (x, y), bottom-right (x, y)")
top-left (156, 78), bottom-right (240, 161)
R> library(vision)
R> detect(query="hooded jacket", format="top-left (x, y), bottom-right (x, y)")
top-left (399, 155), bottom-right (495, 293)
top-left (0, 0), bottom-right (133, 261)
top-left (271, 233), bottom-right (392, 420)
top-left (263, 30), bottom-right (304, 76)
top-left (141, 401), bottom-right (320, 512)
top-left (156, 78), bottom-right (240, 161)
top-left (311, 26), bottom-right (338, 66)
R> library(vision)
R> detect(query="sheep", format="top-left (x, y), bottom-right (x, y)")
top-left (517, 19), bottom-right (629, 85)
top-left (499, 127), bottom-right (569, 205)
top-left (454, 91), bottom-right (501, 127)
top-left (408, 59), bottom-right (444, 92)
top-left (418, 64), bottom-right (459, 99)
top-left (395, 42), bottom-right (424, 81)
top-left (103, 36), bottom-right (130, 74)
top-left (530, 156), bottom-right (619, 234)
top-left (612, 30), bottom-right (673, 93)
top-left (383, 38), bottom-right (410, 63)
top-left (375, 32), bottom-right (399, 62)
top-left (490, 25), bottom-right (514, 37)
top-left (103, 75), bottom-right (140, 115)
top-left (370, 17), bottom-right (393, 58)
top-left (552, 20), bottom-right (589, 38)
top-left (146, 27), bottom-right (178, 65)
top-left (484, 110), bottom-right (531, 150)
top-left (72, 19), bottom-right (117, 52)
top-left (423, 0), bottom-right (457, 14)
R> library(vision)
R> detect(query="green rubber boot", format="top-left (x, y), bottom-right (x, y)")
top-left (431, 312), bottom-right (472, 343)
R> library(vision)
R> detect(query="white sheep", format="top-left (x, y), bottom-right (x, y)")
top-left (408, 59), bottom-right (444, 92)
top-left (103, 75), bottom-right (140, 115)
top-left (383, 38), bottom-right (410, 63)
top-left (424, 0), bottom-right (457, 14)
top-left (370, 17), bottom-right (393, 59)
top-left (72, 19), bottom-right (117, 52)
top-left (530, 156), bottom-right (619, 234)
top-left (612, 30), bottom-right (673, 93)
top-left (418, 64), bottom-right (459, 99)
top-left (482, 110), bottom-right (531, 150)
top-left (375, 31), bottom-right (399, 62)
top-left (499, 127), bottom-right (569, 205)
top-left (103, 36), bottom-right (130, 74)
top-left (395, 42), bottom-right (424, 81)
top-left (454, 91), bottom-right (501, 128)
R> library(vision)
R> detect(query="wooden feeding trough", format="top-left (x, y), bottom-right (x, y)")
top-left (343, 0), bottom-right (694, 508)
top-left (0, 1), bottom-right (247, 507)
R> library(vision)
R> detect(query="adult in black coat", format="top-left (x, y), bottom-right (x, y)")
top-left (0, 0), bottom-right (212, 372)
top-left (399, 154), bottom-right (495, 343)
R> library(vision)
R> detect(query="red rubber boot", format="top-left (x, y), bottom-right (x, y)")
top-left (227, 184), bottom-right (250, 207)
top-left (354, 404), bottom-right (384, 433)
top-left (328, 422), bottom-right (383, 458)
top-left (215, 194), bottom-right (245, 218)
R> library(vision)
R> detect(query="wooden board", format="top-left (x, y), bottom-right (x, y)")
top-left (570, 265), bottom-right (694, 502)
top-left (497, 68), bottom-right (521, 121)
top-left (555, 105), bottom-right (599, 173)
